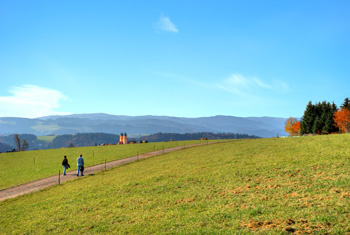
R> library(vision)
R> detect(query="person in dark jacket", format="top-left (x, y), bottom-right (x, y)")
top-left (62, 156), bottom-right (70, 175)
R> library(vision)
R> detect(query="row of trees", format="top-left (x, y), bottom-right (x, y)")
top-left (139, 132), bottom-right (259, 142)
top-left (300, 100), bottom-right (339, 135)
top-left (285, 98), bottom-right (350, 136)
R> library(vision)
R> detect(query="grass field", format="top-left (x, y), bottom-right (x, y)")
top-left (37, 135), bottom-right (57, 143)
top-left (1, 134), bottom-right (350, 234)
top-left (0, 140), bottom-right (218, 190)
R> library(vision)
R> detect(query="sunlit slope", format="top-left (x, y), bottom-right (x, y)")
top-left (1, 134), bottom-right (350, 234)
top-left (0, 140), bottom-right (213, 190)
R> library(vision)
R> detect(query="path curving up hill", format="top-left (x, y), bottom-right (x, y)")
top-left (0, 142), bottom-right (215, 202)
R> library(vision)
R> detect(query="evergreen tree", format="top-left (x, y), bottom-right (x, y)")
top-left (314, 101), bottom-right (325, 134)
top-left (317, 101), bottom-right (339, 134)
top-left (341, 98), bottom-right (350, 111)
top-left (325, 102), bottom-right (339, 134)
top-left (312, 116), bottom-right (320, 134)
top-left (300, 100), bottom-right (339, 134)
top-left (300, 101), bottom-right (315, 135)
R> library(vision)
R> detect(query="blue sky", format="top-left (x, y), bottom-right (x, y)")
top-left (0, 0), bottom-right (349, 118)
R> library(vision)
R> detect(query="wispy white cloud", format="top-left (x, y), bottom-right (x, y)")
top-left (0, 85), bottom-right (70, 118)
top-left (154, 71), bottom-right (289, 103)
top-left (154, 16), bottom-right (179, 33)
top-left (226, 74), bottom-right (250, 88)
top-left (253, 77), bottom-right (272, 89)
top-left (216, 74), bottom-right (288, 95)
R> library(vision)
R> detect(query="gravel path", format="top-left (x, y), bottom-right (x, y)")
top-left (0, 142), bottom-right (213, 202)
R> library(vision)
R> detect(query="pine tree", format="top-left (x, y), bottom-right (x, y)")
top-left (321, 101), bottom-right (338, 134)
top-left (315, 101), bottom-right (325, 134)
top-left (329, 101), bottom-right (339, 133)
top-left (341, 98), bottom-right (350, 111)
top-left (300, 100), bottom-right (338, 134)
top-left (300, 101), bottom-right (315, 135)
top-left (312, 116), bottom-right (320, 134)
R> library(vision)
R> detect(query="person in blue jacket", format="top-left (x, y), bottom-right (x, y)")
top-left (77, 154), bottom-right (84, 176)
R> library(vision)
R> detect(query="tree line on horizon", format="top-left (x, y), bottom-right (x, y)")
top-left (138, 132), bottom-right (258, 142)
top-left (285, 98), bottom-right (350, 136)
top-left (0, 132), bottom-right (259, 153)
top-left (0, 134), bottom-right (46, 152)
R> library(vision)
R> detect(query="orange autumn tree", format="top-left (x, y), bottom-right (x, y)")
top-left (285, 117), bottom-right (300, 136)
top-left (333, 108), bottom-right (350, 133)
top-left (293, 121), bottom-right (301, 135)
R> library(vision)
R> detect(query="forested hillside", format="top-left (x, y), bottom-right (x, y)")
top-left (138, 132), bottom-right (258, 142)
top-left (0, 114), bottom-right (288, 137)
top-left (0, 142), bottom-right (13, 152)
top-left (0, 132), bottom-right (259, 150)
top-left (48, 133), bottom-right (119, 148)
top-left (0, 134), bottom-right (47, 151)
top-left (48, 132), bottom-right (259, 148)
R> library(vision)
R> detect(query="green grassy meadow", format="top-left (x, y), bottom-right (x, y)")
top-left (0, 140), bottom-right (216, 190)
top-left (37, 135), bottom-right (57, 143)
top-left (1, 134), bottom-right (350, 234)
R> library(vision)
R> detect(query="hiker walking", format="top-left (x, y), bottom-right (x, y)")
top-left (77, 154), bottom-right (84, 176)
top-left (62, 156), bottom-right (70, 175)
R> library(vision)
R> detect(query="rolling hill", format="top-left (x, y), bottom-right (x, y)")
top-left (1, 134), bottom-right (349, 234)
top-left (0, 114), bottom-right (288, 137)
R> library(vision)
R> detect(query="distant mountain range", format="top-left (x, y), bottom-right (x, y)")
top-left (0, 113), bottom-right (289, 138)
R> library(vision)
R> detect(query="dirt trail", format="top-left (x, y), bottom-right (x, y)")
top-left (0, 142), bottom-right (213, 202)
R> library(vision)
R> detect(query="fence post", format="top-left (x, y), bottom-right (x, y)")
top-left (58, 170), bottom-right (60, 185)
top-left (105, 159), bottom-right (106, 170)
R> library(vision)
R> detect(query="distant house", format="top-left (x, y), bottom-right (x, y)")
top-left (118, 133), bottom-right (128, 144)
